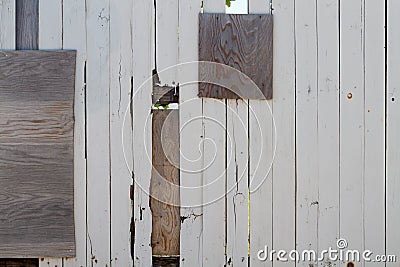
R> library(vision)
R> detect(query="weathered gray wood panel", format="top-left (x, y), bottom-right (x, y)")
top-left (16, 0), bottom-right (38, 50)
top-left (199, 13), bottom-right (273, 99)
top-left (151, 110), bottom-right (180, 256)
top-left (0, 50), bottom-right (76, 257)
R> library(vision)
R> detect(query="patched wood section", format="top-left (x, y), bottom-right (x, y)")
top-left (0, 50), bottom-right (76, 257)
top-left (151, 110), bottom-right (180, 256)
top-left (199, 13), bottom-right (273, 99)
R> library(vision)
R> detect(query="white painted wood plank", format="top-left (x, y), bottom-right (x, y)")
top-left (248, 100), bottom-right (273, 267)
top-left (340, 0), bottom-right (364, 265)
top-left (109, 1), bottom-right (134, 266)
top-left (202, 98), bottom-right (226, 266)
top-left (203, 0), bottom-right (225, 13)
top-left (295, 1), bottom-right (319, 266)
top-left (39, 0), bottom-right (62, 49)
top-left (38, 2), bottom-right (64, 266)
top-left (201, 2), bottom-right (226, 266)
top-left (156, 0), bottom-right (178, 85)
top-left (364, 0), bottom-right (385, 266)
top-left (132, 0), bottom-right (154, 265)
top-left (249, 100), bottom-right (275, 266)
top-left (86, 0), bottom-right (111, 265)
top-left (178, 0), bottom-right (204, 266)
top-left (0, 0), bottom-right (15, 49)
top-left (249, 0), bottom-right (270, 14)
top-left (316, 0), bottom-right (340, 266)
top-left (248, 2), bottom-right (273, 267)
top-left (226, 100), bottom-right (248, 267)
top-left (272, 0), bottom-right (296, 265)
top-left (62, 0), bottom-right (87, 266)
top-left (386, 0), bottom-right (400, 265)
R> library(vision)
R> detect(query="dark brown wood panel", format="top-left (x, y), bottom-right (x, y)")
top-left (16, 0), bottom-right (39, 50)
top-left (0, 50), bottom-right (76, 257)
top-left (151, 110), bottom-right (180, 256)
top-left (199, 13), bottom-right (273, 99)
top-left (0, 259), bottom-right (38, 267)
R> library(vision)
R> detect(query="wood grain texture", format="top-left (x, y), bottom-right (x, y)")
top-left (0, 51), bottom-right (76, 101)
top-left (0, 50), bottom-right (76, 258)
top-left (38, 2), bottom-right (66, 266)
top-left (199, 13), bottom-right (273, 99)
top-left (16, 0), bottom-right (38, 50)
top-left (151, 110), bottom-right (180, 256)
top-left (0, 2), bottom-right (22, 265)
top-left (0, 259), bottom-right (38, 267)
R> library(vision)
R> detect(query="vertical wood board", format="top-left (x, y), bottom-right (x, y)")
top-left (248, 2), bottom-right (273, 266)
top-left (386, 0), bottom-right (400, 265)
top-left (295, 0), bottom-right (319, 266)
top-left (178, 0), bottom-right (204, 265)
top-left (0, 0), bottom-right (15, 49)
top-left (364, 0), bottom-right (386, 265)
top-left (271, 0), bottom-right (296, 265)
top-left (109, 0), bottom-right (135, 266)
top-left (201, 2), bottom-right (226, 266)
top-left (132, 0), bottom-right (154, 265)
top-left (151, 110), bottom-right (180, 256)
top-left (62, 0), bottom-right (88, 265)
top-left (85, 0), bottom-right (111, 265)
top-left (226, 100), bottom-right (249, 266)
top-left (38, 2), bottom-right (64, 265)
top-left (316, 0), bottom-right (340, 266)
top-left (340, 0), bottom-right (365, 263)
top-left (16, 0), bottom-right (38, 50)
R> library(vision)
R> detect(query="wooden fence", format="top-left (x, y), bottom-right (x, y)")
top-left (0, 0), bottom-right (399, 266)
